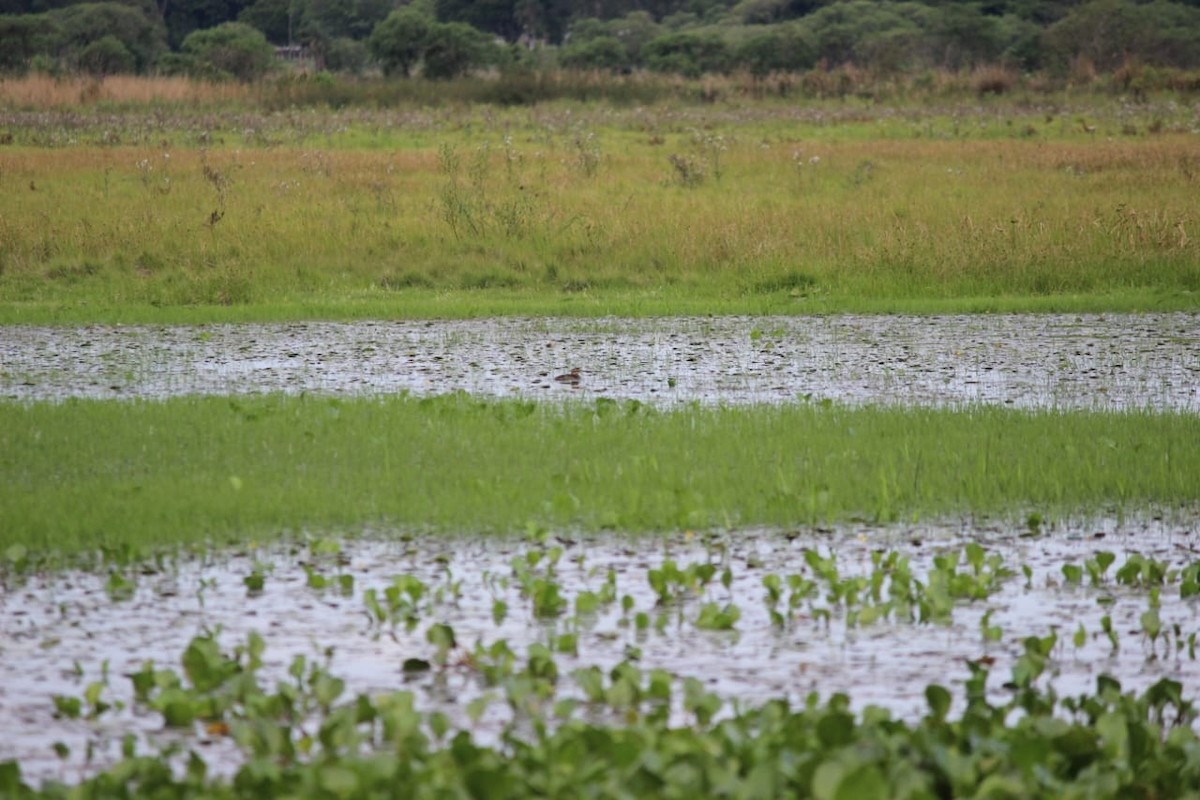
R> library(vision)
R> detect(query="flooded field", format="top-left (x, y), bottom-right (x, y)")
top-left (3, 516), bottom-right (1199, 784)
top-left (4, 312), bottom-right (1198, 788)
top-left (3, 313), bottom-right (1198, 410)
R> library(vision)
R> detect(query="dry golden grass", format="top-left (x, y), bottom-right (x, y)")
top-left (0, 74), bottom-right (252, 109)
top-left (1, 123), bottom-right (1197, 313)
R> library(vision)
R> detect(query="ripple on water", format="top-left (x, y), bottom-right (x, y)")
top-left (2, 515), bottom-right (1199, 785)
top-left (2, 314), bottom-right (1198, 410)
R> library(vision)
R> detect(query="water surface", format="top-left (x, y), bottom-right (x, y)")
top-left (3, 517), bottom-right (1198, 784)
top-left (3, 314), bottom-right (1197, 410)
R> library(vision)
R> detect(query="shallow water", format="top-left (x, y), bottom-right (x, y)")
top-left (3, 517), bottom-right (1199, 785)
top-left (3, 313), bottom-right (1198, 410)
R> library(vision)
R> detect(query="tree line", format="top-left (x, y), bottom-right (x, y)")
top-left (2, 0), bottom-right (1199, 81)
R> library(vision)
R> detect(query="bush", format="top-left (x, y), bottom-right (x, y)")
top-left (325, 36), bottom-right (367, 74)
top-left (559, 36), bottom-right (628, 73)
top-left (643, 31), bottom-right (730, 77)
top-left (734, 25), bottom-right (816, 76)
top-left (0, 15), bottom-right (63, 73)
top-left (51, 2), bottom-right (168, 73)
top-left (237, 0), bottom-right (293, 46)
top-left (181, 21), bottom-right (275, 81)
top-left (422, 21), bottom-right (497, 79)
top-left (367, 8), bottom-right (430, 77)
top-left (79, 34), bottom-right (136, 75)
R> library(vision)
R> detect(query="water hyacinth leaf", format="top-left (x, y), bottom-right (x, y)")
top-left (965, 542), bottom-right (985, 573)
top-left (816, 710), bottom-right (856, 748)
top-left (182, 636), bottom-right (236, 693)
top-left (0, 761), bottom-right (21, 796)
top-left (526, 644), bottom-right (558, 683)
top-left (682, 677), bottom-right (721, 726)
top-left (318, 765), bottom-right (358, 797)
top-left (305, 566), bottom-right (327, 590)
top-left (573, 666), bottom-right (605, 703)
top-left (105, 571), bottom-right (135, 601)
top-left (402, 658), bottom-right (431, 674)
top-left (186, 751), bottom-right (207, 782)
top-left (925, 684), bottom-right (952, 721)
top-left (695, 602), bottom-right (740, 630)
top-left (426, 623), bottom-right (457, 659)
top-left (575, 590), bottom-right (600, 614)
top-left (428, 711), bottom-right (450, 741)
top-left (1180, 562), bottom-right (1200, 598)
top-left (52, 695), bottom-right (81, 720)
top-left (313, 673), bottom-right (345, 710)
top-left (244, 570), bottom-right (265, 594)
top-left (465, 694), bottom-right (492, 724)
top-left (835, 764), bottom-right (888, 800)
top-left (154, 689), bottom-right (199, 727)
top-left (83, 681), bottom-right (110, 718)
top-left (1141, 610), bottom-right (1162, 647)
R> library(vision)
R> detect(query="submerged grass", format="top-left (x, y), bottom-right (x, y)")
top-left (2, 394), bottom-right (1195, 556)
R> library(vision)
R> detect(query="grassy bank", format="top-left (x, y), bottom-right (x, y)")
top-left (1, 101), bottom-right (1198, 322)
top-left (2, 394), bottom-right (1195, 556)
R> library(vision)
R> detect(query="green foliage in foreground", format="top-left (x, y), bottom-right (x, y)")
top-left (2, 394), bottom-right (1196, 556)
top-left (4, 629), bottom-right (1200, 799)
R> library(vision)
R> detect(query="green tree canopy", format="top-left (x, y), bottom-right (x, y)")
top-left (0, 14), bottom-right (62, 70)
top-left (559, 34), bottom-right (628, 71)
top-left (422, 19), bottom-right (498, 78)
top-left (236, 0), bottom-right (292, 44)
top-left (643, 30), bottom-right (729, 76)
top-left (181, 19), bottom-right (274, 78)
top-left (79, 32), bottom-right (136, 72)
top-left (367, 7), bottom-right (430, 76)
top-left (1044, 0), bottom-right (1200, 69)
top-left (50, 1), bottom-right (167, 70)
top-left (734, 23), bottom-right (816, 75)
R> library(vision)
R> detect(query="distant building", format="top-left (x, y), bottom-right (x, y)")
top-left (274, 45), bottom-right (309, 62)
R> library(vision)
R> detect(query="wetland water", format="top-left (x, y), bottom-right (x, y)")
top-left (3, 312), bottom-right (1199, 785)
top-left (3, 518), bottom-right (1200, 783)
top-left (3, 313), bottom-right (1199, 410)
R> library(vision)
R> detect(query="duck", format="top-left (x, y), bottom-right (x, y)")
top-left (554, 367), bottom-right (582, 385)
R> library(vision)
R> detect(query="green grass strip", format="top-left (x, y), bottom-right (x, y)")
top-left (2, 394), bottom-right (1196, 556)
top-left (2, 288), bottom-right (1197, 326)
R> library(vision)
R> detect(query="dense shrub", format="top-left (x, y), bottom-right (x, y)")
top-left (643, 31), bottom-right (730, 77)
top-left (78, 33), bottom-right (135, 74)
top-left (734, 24), bottom-right (816, 76)
top-left (367, 8), bottom-right (430, 76)
top-left (421, 21), bottom-right (499, 79)
top-left (51, 2), bottom-right (167, 72)
top-left (559, 35), bottom-right (629, 72)
top-left (0, 15), bottom-right (62, 72)
top-left (181, 21), bottom-right (274, 80)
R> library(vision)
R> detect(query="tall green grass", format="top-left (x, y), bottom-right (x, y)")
top-left (2, 394), bottom-right (1195, 556)
top-left (1, 105), bottom-right (1198, 322)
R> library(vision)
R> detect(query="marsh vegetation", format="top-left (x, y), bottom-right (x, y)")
top-left (2, 72), bottom-right (1199, 797)
top-left (1, 95), bottom-right (1199, 322)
